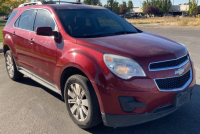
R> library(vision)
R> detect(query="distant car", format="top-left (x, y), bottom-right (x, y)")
top-left (139, 15), bottom-right (147, 19)
top-left (164, 14), bottom-right (173, 17)
top-left (124, 14), bottom-right (132, 19)
top-left (119, 14), bottom-right (124, 18)
top-left (131, 14), bottom-right (139, 19)
top-left (179, 15), bottom-right (188, 18)
top-left (4, 15), bottom-right (9, 20)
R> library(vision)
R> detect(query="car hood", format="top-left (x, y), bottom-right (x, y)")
top-left (76, 32), bottom-right (187, 66)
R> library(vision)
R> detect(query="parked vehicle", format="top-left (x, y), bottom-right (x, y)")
top-left (179, 15), bottom-right (189, 18)
top-left (119, 14), bottom-right (124, 18)
top-left (139, 15), bottom-right (147, 18)
top-left (2, 2), bottom-right (196, 129)
top-left (124, 14), bottom-right (132, 19)
top-left (131, 14), bottom-right (139, 19)
top-left (4, 15), bottom-right (9, 20)
top-left (164, 14), bottom-right (173, 17)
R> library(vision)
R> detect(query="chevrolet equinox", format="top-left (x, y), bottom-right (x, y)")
top-left (2, 2), bottom-right (196, 129)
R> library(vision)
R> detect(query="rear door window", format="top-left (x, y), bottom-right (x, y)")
top-left (6, 11), bottom-right (18, 25)
top-left (18, 9), bottom-right (37, 31)
top-left (34, 9), bottom-right (57, 31)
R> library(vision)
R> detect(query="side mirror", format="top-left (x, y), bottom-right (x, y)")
top-left (36, 26), bottom-right (59, 39)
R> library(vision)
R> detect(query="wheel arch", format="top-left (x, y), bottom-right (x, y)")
top-left (59, 63), bottom-right (106, 113)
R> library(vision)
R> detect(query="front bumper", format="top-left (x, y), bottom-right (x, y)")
top-left (102, 105), bottom-right (179, 127)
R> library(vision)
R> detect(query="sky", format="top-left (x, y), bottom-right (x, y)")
top-left (32, 0), bottom-right (200, 7)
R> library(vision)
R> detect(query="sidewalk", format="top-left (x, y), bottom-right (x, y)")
top-left (0, 42), bottom-right (3, 53)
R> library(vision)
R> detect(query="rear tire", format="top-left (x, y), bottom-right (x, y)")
top-left (5, 50), bottom-right (24, 81)
top-left (64, 75), bottom-right (102, 129)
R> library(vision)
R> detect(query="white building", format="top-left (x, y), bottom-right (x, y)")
top-left (130, 3), bottom-right (190, 15)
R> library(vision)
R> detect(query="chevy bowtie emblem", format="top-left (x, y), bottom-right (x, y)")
top-left (175, 68), bottom-right (184, 75)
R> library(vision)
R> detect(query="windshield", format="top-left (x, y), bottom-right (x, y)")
top-left (56, 9), bottom-right (138, 38)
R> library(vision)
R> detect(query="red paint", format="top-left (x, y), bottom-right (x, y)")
top-left (3, 4), bottom-right (196, 116)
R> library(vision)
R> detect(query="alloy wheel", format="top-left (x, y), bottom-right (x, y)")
top-left (68, 83), bottom-right (89, 121)
top-left (6, 54), bottom-right (14, 78)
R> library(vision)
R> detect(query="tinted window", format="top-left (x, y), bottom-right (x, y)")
top-left (6, 11), bottom-right (18, 25)
top-left (56, 9), bottom-right (138, 38)
top-left (18, 9), bottom-right (37, 31)
top-left (34, 9), bottom-right (57, 31)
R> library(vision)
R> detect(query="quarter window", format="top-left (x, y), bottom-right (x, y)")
top-left (18, 9), bottom-right (37, 31)
top-left (6, 11), bottom-right (18, 25)
top-left (34, 9), bottom-right (57, 31)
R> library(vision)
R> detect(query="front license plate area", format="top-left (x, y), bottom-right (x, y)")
top-left (174, 89), bottom-right (191, 107)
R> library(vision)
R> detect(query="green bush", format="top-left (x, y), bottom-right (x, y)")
top-left (198, 14), bottom-right (200, 18)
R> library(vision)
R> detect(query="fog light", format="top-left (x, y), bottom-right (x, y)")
top-left (119, 96), bottom-right (146, 112)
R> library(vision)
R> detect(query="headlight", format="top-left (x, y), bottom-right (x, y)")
top-left (103, 54), bottom-right (146, 79)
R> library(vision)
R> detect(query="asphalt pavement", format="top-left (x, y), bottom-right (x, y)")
top-left (0, 25), bottom-right (200, 134)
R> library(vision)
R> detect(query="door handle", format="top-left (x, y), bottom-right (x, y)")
top-left (12, 31), bottom-right (15, 36)
top-left (29, 38), bottom-right (34, 44)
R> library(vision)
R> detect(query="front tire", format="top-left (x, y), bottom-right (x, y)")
top-left (5, 50), bottom-right (23, 81)
top-left (64, 75), bottom-right (101, 129)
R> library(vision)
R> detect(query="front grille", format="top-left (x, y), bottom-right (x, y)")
top-left (155, 70), bottom-right (190, 90)
top-left (150, 55), bottom-right (188, 70)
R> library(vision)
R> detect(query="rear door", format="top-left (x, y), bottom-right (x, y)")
top-left (13, 9), bottom-right (37, 70)
top-left (29, 9), bottom-right (58, 84)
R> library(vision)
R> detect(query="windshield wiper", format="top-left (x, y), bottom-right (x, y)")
top-left (114, 31), bottom-right (137, 35)
top-left (74, 33), bottom-right (116, 38)
top-left (73, 31), bottom-right (137, 38)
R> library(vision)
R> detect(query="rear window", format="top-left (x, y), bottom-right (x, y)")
top-left (6, 11), bottom-right (18, 25)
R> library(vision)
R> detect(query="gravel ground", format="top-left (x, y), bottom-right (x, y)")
top-left (0, 25), bottom-right (200, 134)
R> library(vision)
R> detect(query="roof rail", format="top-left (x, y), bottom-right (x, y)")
top-left (18, 1), bottom-right (43, 7)
top-left (18, 1), bottom-right (84, 7)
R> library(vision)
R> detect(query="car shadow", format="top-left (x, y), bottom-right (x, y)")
top-left (17, 77), bottom-right (64, 102)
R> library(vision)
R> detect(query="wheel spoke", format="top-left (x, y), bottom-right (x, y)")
top-left (80, 108), bottom-right (85, 121)
top-left (80, 90), bottom-right (86, 99)
top-left (82, 99), bottom-right (88, 107)
top-left (70, 84), bottom-right (77, 96)
top-left (68, 99), bottom-right (76, 104)
top-left (75, 83), bottom-right (81, 96)
top-left (81, 105), bottom-right (88, 116)
top-left (70, 104), bottom-right (78, 114)
top-left (76, 107), bottom-right (80, 119)
top-left (68, 90), bottom-right (75, 99)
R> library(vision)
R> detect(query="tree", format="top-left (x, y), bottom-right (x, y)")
top-left (127, 0), bottom-right (133, 12)
top-left (107, 0), bottom-right (114, 10)
top-left (188, 0), bottom-right (198, 15)
top-left (119, 1), bottom-right (127, 8)
top-left (84, 0), bottom-right (99, 5)
top-left (144, 5), bottom-right (160, 16)
top-left (0, 0), bottom-right (30, 16)
top-left (106, 0), bottom-right (119, 14)
top-left (112, 1), bottom-right (119, 14)
top-left (142, 0), bottom-right (172, 15)
top-left (119, 7), bottom-right (127, 14)
top-left (98, 1), bottom-right (102, 6)
top-left (194, 5), bottom-right (200, 15)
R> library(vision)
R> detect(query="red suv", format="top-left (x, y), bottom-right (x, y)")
top-left (2, 2), bottom-right (196, 129)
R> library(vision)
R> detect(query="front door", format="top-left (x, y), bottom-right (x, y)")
top-left (29, 9), bottom-right (58, 84)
